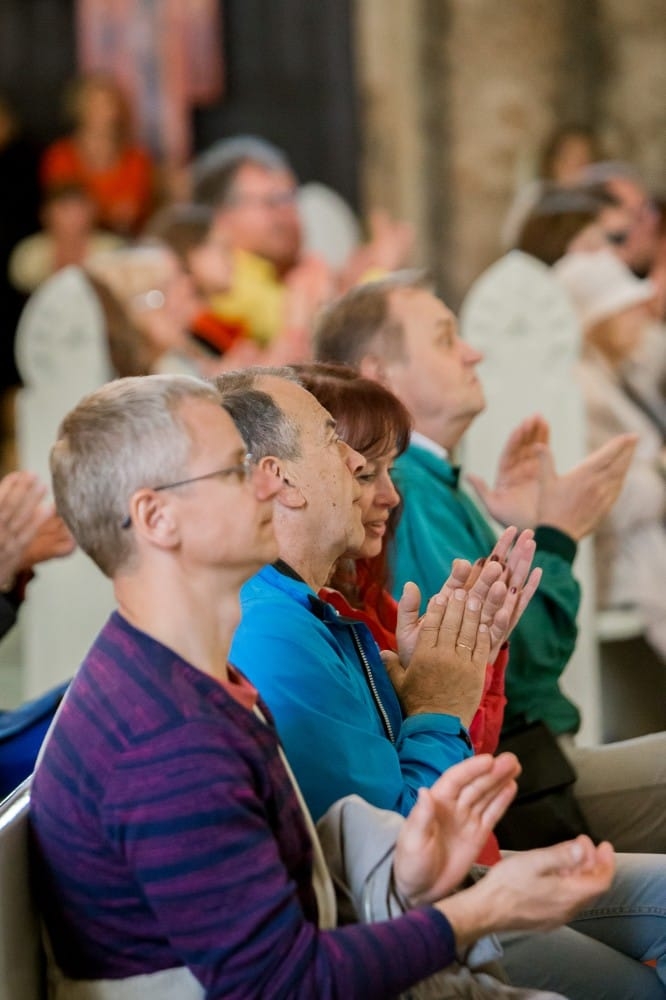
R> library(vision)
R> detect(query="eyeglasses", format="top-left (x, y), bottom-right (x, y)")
top-left (605, 230), bottom-right (629, 246)
top-left (121, 453), bottom-right (254, 529)
top-left (228, 191), bottom-right (298, 210)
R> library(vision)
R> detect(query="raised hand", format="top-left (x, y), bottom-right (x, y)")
top-left (393, 752), bottom-right (520, 906)
top-left (0, 472), bottom-right (51, 588)
top-left (384, 585), bottom-right (490, 726)
top-left (19, 509), bottom-right (76, 568)
top-left (537, 432), bottom-right (638, 541)
top-left (395, 526), bottom-right (542, 666)
top-left (438, 835), bottom-right (615, 948)
top-left (466, 414), bottom-right (550, 529)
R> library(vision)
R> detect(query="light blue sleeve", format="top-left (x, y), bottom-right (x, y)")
top-left (230, 613), bottom-right (472, 821)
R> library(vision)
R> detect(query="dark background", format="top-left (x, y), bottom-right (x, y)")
top-left (0, 0), bottom-right (360, 207)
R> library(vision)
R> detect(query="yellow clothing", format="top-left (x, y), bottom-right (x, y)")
top-left (209, 249), bottom-right (285, 347)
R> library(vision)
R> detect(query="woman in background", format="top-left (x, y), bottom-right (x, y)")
top-left (41, 73), bottom-right (156, 237)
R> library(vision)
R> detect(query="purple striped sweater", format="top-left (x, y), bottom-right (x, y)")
top-left (29, 612), bottom-right (457, 998)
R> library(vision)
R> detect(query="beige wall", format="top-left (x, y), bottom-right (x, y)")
top-left (354, 0), bottom-right (666, 308)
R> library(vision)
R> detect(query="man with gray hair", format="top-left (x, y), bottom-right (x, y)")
top-left (28, 371), bottom-right (614, 999)
top-left (191, 134), bottom-right (415, 354)
top-left (312, 272), bottom-right (666, 857)
top-left (218, 365), bottom-right (666, 999)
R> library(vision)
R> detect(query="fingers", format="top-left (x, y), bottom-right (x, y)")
top-left (397, 581), bottom-right (423, 629)
top-left (430, 753), bottom-right (521, 827)
top-left (487, 525), bottom-right (519, 566)
top-left (436, 588), bottom-right (489, 663)
top-left (380, 650), bottom-right (404, 694)
top-left (503, 529), bottom-right (535, 587)
top-left (513, 567), bottom-right (542, 621)
top-left (589, 432), bottom-right (638, 473)
top-left (438, 558), bottom-right (475, 596)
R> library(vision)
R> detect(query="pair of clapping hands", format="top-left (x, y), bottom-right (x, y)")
top-left (390, 750), bottom-right (615, 946)
top-left (0, 471), bottom-right (75, 591)
top-left (384, 525), bottom-right (539, 727)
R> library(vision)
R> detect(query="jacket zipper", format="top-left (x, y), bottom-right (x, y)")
top-left (350, 625), bottom-right (395, 743)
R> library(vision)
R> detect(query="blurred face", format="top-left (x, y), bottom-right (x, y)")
top-left (383, 288), bottom-right (485, 450)
top-left (350, 447), bottom-right (400, 560)
top-left (220, 163), bottom-right (301, 272)
top-left (43, 194), bottom-right (94, 238)
top-left (171, 399), bottom-right (280, 582)
top-left (133, 252), bottom-right (200, 355)
top-left (78, 82), bottom-right (124, 134)
top-left (550, 134), bottom-right (595, 185)
top-left (605, 178), bottom-right (659, 275)
top-left (258, 377), bottom-right (366, 561)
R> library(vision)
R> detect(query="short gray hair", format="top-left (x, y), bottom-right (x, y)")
top-left (192, 135), bottom-right (293, 208)
top-left (314, 269), bottom-right (431, 368)
top-left (214, 367), bottom-right (302, 462)
top-left (50, 374), bottom-right (219, 577)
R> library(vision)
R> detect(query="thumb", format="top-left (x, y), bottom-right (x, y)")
top-left (397, 581), bottom-right (422, 631)
top-left (401, 787), bottom-right (435, 843)
top-left (527, 835), bottom-right (592, 876)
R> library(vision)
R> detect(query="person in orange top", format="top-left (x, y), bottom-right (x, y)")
top-left (41, 73), bottom-right (155, 237)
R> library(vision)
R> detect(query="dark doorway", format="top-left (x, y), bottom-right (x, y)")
top-left (194, 0), bottom-right (360, 210)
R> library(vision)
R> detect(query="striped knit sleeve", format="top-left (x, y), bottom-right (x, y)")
top-left (103, 720), bottom-right (457, 998)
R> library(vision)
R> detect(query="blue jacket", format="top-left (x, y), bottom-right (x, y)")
top-left (230, 563), bottom-right (472, 821)
top-left (390, 442), bottom-right (582, 736)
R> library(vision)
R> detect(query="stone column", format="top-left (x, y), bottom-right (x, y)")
top-left (597, 0), bottom-right (666, 189)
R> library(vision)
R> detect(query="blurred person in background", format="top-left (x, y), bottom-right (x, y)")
top-left (191, 134), bottom-right (413, 353)
top-left (147, 202), bottom-right (310, 367)
top-left (9, 182), bottom-right (124, 296)
top-left (554, 248), bottom-right (666, 662)
top-left (41, 73), bottom-right (157, 237)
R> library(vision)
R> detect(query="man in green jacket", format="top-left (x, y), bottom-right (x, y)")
top-left (314, 271), bottom-right (666, 854)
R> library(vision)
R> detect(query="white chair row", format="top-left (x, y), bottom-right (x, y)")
top-left (459, 251), bottom-right (648, 745)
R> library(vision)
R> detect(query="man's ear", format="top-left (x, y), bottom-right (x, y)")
top-left (358, 353), bottom-right (386, 384)
top-left (257, 456), bottom-right (306, 509)
top-left (129, 490), bottom-right (180, 549)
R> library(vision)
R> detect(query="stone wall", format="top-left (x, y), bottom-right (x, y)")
top-left (354, 0), bottom-right (666, 308)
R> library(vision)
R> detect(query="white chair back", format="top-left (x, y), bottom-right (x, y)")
top-left (459, 251), bottom-right (602, 745)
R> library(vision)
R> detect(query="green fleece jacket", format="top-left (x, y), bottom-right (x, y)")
top-left (390, 442), bottom-right (582, 735)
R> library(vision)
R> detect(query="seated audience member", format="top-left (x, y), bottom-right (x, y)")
top-left (41, 72), bottom-right (156, 237)
top-left (515, 184), bottom-right (624, 266)
top-left (312, 273), bottom-right (666, 858)
top-left (191, 135), bottom-right (412, 350)
top-left (85, 244), bottom-right (211, 375)
top-left (0, 469), bottom-right (73, 639)
top-left (9, 182), bottom-right (123, 295)
top-left (219, 366), bottom-right (666, 999)
top-left (554, 249), bottom-right (666, 660)
top-left (29, 373), bottom-right (616, 999)
top-left (220, 368), bottom-right (528, 821)
top-left (297, 364), bottom-right (533, 751)
top-left (147, 202), bottom-right (310, 366)
top-left (576, 161), bottom-right (660, 282)
top-left (298, 362), bottom-right (541, 867)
